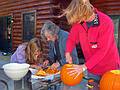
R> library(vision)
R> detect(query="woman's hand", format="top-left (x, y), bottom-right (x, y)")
top-left (51, 62), bottom-right (60, 69)
top-left (67, 64), bottom-right (87, 79)
top-left (65, 52), bottom-right (73, 64)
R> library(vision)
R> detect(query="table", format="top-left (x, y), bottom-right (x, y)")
top-left (30, 75), bottom-right (99, 90)
top-left (31, 75), bottom-right (61, 90)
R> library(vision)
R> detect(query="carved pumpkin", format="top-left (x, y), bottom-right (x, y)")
top-left (35, 67), bottom-right (59, 76)
top-left (60, 64), bottom-right (84, 86)
top-left (35, 69), bottom-right (47, 76)
top-left (45, 67), bottom-right (59, 74)
top-left (100, 70), bottom-right (120, 90)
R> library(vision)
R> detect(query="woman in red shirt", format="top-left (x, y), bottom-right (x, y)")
top-left (63, 0), bottom-right (120, 84)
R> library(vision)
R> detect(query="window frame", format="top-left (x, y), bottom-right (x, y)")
top-left (22, 10), bottom-right (36, 42)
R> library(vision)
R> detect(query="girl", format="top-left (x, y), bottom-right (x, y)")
top-left (11, 38), bottom-right (43, 69)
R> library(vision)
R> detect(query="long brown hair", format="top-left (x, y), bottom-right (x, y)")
top-left (64, 0), bottom-right (94, 25)
top-left (25, 38), bottom-right (43, 64)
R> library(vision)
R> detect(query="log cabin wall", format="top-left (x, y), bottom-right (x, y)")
top-left (0, 0), bottom-right (60, 59)
top-left (0, 0), bottom-right (119, 56)
top-left (90, 0), bottom-right (120, 15)
top-left (0, 0), bottom-right (57, 50)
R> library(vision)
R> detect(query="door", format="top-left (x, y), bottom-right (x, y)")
top-left (0, 16), bottom-right (12, 52)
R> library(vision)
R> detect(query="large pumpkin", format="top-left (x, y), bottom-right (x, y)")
top-left (60, 64), bottom-right (84, 86)
top-left (100, 70), bottom-right (120, 90)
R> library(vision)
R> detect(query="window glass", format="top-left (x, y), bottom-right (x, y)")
top-left (23, 12), bottom-right (35, 41)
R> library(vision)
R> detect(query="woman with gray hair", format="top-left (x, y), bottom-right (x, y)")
top-left (41, 20), bottom-right (79, 69)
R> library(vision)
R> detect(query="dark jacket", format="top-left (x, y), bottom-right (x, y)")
top-left (48, 29), bottom-right (79, 65)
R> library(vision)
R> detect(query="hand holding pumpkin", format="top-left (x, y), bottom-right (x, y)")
top-left (60, 64), bottom-right (84, 86)
top-left (67, 64), bottom-right (87, 79)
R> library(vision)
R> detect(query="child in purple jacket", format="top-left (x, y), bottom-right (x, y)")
top-left (11, 38), bottom-right (43, 69)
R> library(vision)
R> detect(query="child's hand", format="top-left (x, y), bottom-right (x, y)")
top-left (43, 60), bottom-right (49, 67)
top-left (51, 62), bottom-right (60, 69)
top-left (30, 65), bottom-right (42, 70)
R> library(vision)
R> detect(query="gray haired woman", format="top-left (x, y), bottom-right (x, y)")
top-left (41, 20), bottom-right (79, 69)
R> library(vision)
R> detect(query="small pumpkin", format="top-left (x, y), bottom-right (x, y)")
top-left (60, 64), bottom-right (84, 86)
top-left (100, 70), bottom-right (120, 90)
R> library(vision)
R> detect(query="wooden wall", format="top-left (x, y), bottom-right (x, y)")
top-left (1, 0), bottom-right (119, 50)
top-left (0, 0), bottom-right (60, 51)
top-left (0, 0), bottom-right (119, 57)
top-left (0, 0), bottom-right (61, 60)
top-left (90, 0), bottom-right (120, 15)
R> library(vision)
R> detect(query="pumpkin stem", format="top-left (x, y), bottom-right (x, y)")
top-left (110, 70), bottom-right (120, 74)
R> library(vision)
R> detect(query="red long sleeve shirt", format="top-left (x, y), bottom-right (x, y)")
top-left (66, 10), bottom-right (120, 75)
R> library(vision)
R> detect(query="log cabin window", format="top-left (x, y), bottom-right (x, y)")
top-left (23, 12), bottom-right (35, 41)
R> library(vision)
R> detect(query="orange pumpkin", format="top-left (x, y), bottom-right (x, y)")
top-left (60, 64), bottom-right (84, 86)
top-left (100, 70), bottom-right (120, 90)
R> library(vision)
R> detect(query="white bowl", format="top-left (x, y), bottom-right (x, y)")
top-left (3, 63), bottom-right (30, 80)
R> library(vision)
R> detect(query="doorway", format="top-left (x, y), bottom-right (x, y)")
top-left (0, 16), bottom-right (12, 53)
